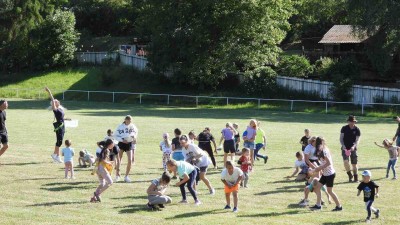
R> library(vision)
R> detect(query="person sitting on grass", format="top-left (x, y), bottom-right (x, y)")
top-left (78, 149), bottom-right (95, 167)
top-left (286, 151), bottom-right (309, 182)
top-left (146, 172), bottom-right (172, 210)
top-left (221, 160), bottom-right (243, 213)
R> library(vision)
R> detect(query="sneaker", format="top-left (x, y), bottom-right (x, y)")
top-left (393, 177), bottom-right (397, 180)
top-left (158, 204), bottom-right (165, 208)
top-left (71, 176), bottom-right (76, 180)
top-left (365, 217), bottom-right (371, 223)
top-left (209, 188), bottom-right (215, 195)
top-left (224, 205), bottom-right (231, 210)
top-left (309, 205), bottom-right (321, 211)
top-left (179, 199), bottom-right (188, 204)
top-left (233, 207), bottom-right (238, 213)
top-left (332, 206), bottom-right (343, 211)
top-left (147, 203), bottom-right (156, 210)
top-left (321, 200), bottom-right (325, 206)
top-left (124, 176), bottom-right (132, 183)
top-left (64, 176), bottom-right (69, 179)
top-left (264, 156), bottom-right (268, 164)
top-left (298, 199), bottom-right (306, 204)
top-left (299, 200), bottom-right (309, 207)
top-left (386, 174), bottom-right (389, 178)
top-left (51, 154), bottom-right (58, 162)
top-left (55, 156), bottom-right (63, 163)
top-left (244, 185), bottom-right (248, 188)
top-left (90, 197), bottom-right (98, 203)
top-left (115, 176), bottom-right (121, 182)
top-left (374, 209), bottom-right (380, 218)
top-left (94, 192), bottom-right (101, 202)
top-left (194, 200), bottom-right (201, 205)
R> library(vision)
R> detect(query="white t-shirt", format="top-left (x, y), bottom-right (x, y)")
top-left (320, 148), bottom-right (335, 176)
top-left (304, 144), bottom-right (318, 160)
top-left (183, 143), bottom-right (205, 164)
top-left (295, 159), bottom-right (306, 168)
top-left (221, 167), bottom-right (243, 185)
top-left (114, 123), bottom-right (138, 148)
top-left (160, 141), bottom-right (172, 154)
top-left (196, 154), bottom-right (212, 168)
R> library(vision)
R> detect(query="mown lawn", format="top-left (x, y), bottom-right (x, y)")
top-left (0, 99), bottom-right (398, 225)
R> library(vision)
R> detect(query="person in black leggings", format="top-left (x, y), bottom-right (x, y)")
top-left (197, 127), bottom-right (218, 169)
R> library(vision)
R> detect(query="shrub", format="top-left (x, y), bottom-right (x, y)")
top-left (329, 57), bottom-right (361, 101)
top-left (243, 66), bottom-right (277, 97)
top-left (277, 55), bottom-right (313, 78)
top-left (314, 57), bottom-right (337, 80)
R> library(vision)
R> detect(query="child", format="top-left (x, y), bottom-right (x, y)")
top-left (374, 139), bottom-right (399, 179)
top-left (62, 140), bottom-right (75, 179)
top-left (78, 149), bottom-right (95, 167)
top-left (104, 129), bottom-right (113, 141)
top-left (357, 170), bottom-right (380, 223)
top-left (287, 151), bottom-right (309, 181)
top-left (188, 130), bottom-right (196, 144)
top-left (233, 123), bottom-right (240, 153)
top-left (90, 139), bottom-right (115, 203)
top-left (160, 133), bottom-right (172, 172)
top-left (254, 121), bottom-right (268, 164)
top-left (147, 172), bottom-right (172, 210)
top-left (243, 119), bottom-right (257, 165)
top-left (238, 148), bottom-right (252, 188)
top-left (299, 169), bottom-right (331, 207)
top-left (300, 129), bottom-right (311, 151)
top-left (221, 160), bottom-right (243, 212)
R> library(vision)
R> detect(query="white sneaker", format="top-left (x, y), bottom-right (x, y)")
top-left (299, 199), bottom-right (309, 207)
top-left (55, 156), bottom-right (63, 163)
top-left (51, 154), bottom-right (58, 162)
top-left (209, 188), bottom-right (215, 195)
top-left (124, 176), bottom-right (132, 183)
top-left (194, 200), bottom-right (201, 205)
top-left (115, 176), bottom-right (121, 182)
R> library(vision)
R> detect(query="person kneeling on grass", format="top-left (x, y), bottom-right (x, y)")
top-left (147, 172), bottom-right (172, 210)
top-left (221, 160), bottom-right (243, 213)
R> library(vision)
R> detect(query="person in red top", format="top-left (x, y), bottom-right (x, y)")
top-left (238, 148), bottom-right (252, 188)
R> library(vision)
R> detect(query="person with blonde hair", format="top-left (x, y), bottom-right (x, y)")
top-left (160, 133), bottom-right (172, 172)
top-left (219, 122), bottom-right (238, 167)
top-left (374, 139), bottom-right (399, 179)
top-left (243, 119), bottom-right (257, 165)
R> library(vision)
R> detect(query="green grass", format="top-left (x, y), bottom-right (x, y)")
top-left (0, 99), bottom-right (399, 224)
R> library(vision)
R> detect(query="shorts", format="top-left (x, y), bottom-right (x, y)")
top-left (308, 183), bottom-right (326, 192)
top-left (199, 166), bottom-right (208, 173)
top-left (223, 140), bottom-right (236, 153)
top-left (0, 133), bottom-right (8, 144)
top-left (319, 173), bottom-right (336, 188)
top-left (243, 141), bottom-right (255, 150)
top-left (224, 183), bottom-right (239, 194)
top-left (118, 142), bottom-right (132, 152)
top-left (341, 149), bottom-right (358, 164)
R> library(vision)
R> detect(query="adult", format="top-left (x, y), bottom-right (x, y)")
top-left (303, 136), bottom-right (318, 169)
top-left (340, 115), bottom-right (361, 182)
top-left (197, 127), bottom-right (218, 169)
top-left (310, 137), bottom-right (342, 211)
top-left (254, 121), bottom-right (268, 164)
top-left (219, 122), bottom-right (238, 167)
top-left (45, 87), bottom-right (65, 163)
top-left (0, 99), bottom-right (9, 158)
top-left (392, 116), bottom-right (400, 147)
top-left (114, 115), bottom-right (138, 183)
top-left (180, 134), bottom-right (215, 194)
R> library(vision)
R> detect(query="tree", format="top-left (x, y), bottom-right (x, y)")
top-left (348, 0), bottom-right (400, 76)
top-left (277, 55), bottom-right (313, 78)
top-left (139, 0), bottom-right (295, 88)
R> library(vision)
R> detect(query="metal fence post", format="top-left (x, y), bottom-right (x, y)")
top-left (227, 98), bottom-right (229, 106)
top-left (196, 97), bottom-right (198, 107)
top-left (87, 91), bottom-right (90, 101)
top-left (325, 101), bottom-right (328, 114)
top-left (140, 94), bottom-right (142, 104)
top-left (258, 99), bottom-right (261, 109)
top-left (112, 92), bottom-right (115, 103)
top-left (362, 97), bottom-right (365, 115)
top-left (167, 95), bottom-right (170, 105)
top-left (291, 100), bottom-right (294, 111)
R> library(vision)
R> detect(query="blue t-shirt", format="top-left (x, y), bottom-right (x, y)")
top-left (176, 161), bottom-right (195, 179)
top-left (62, 147), bottom-right (74, 162)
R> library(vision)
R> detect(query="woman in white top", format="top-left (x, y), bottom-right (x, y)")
top-left (303, 136), bottom-right (318, 169)
top-left (309, 137), bottom-right (342, 211)
top-left (114, 115), bottom-right (138, 183)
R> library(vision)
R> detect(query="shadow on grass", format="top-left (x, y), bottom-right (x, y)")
top-left (287, 203), bottom-right (303, 209)
top-left (115, 204), bottom-right (150, 214)
top-left (43, 181), bottom-right (94, 186)
top-left (321, 220), bottom-right (362, 225)
top-left (111, 195), bottom-right (148, 200)
top-left (41, 181), bottom-right (94, 192)
top-left (16, 177), bottom-right (59, 181)
top-left (271, 179), bottom-right (302, 184)
top-left (27, 200), bottom-right (88, 207)
top-left (266, 166), bottom-right (292, 170)
top-left (254, 188), bottom-right (300, 196)
top-left (238, 210), bottom-right (303, 218)
top-left (2, 162), bottom-right (41, 166)
top-left (166, 209), bottom-right (223, 219)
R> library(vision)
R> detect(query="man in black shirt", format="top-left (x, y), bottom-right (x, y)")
top-left (0, 100), bottom-right (9, 158)
top-left (340, 115), bottom-right (361, 182)
top-left (392, 116), bottom-right (400, 146)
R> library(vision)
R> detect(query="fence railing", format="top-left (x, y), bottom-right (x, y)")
top-left (75, 52), bottom-right (148, 70)
top-left (3, 88), bottom-right (400, 115)
top-left (277, 76), bottom-right (400, 104)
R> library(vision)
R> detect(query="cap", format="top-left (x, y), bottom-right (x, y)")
top-left (362, 170), bottom-right (371, 177)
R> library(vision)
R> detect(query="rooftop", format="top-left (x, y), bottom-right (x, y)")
top-left (319, 25), bottom-right (370, 44)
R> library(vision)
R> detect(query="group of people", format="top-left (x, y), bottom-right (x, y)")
top-left (1, 89), bottom-right (399, 222)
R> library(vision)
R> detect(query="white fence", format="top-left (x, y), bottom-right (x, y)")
top-left (277, 76), bottom-right (400, 104)
top-left (75, 52), bottom-right (148, 70)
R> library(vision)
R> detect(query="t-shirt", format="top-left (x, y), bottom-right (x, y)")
top-left (149, 178), bottom-right (167, 195)
top-left (341, 125), bottom-right (361, 149)
top-left (53, 108), bottom-right (64, 123)
top-left (304, 144), bottom-right (318, 161)
top-left (255, 128), bottom-right (265, 144)
top-left (160, 141), bottom-right (172, 154)
top-left (183, 144), bottom-right (205, 164)
top-left (387, 146), bottom-right (398, 159)
top-left (221, 128), bottom-right (234, 140)
top-left (114, 123), bottom-right (138, 143)
top-left (197, 132), bottom-right (214, 149)
top-left (96, 145), bottom-right (119, 161)
top-left (221, 167), bottom-right (243, 185)
top-left (244, 126), bottom-right (257, 142)
top-left (172, 137), bottom-right (181, 150)
top-left (357, 181), bottom-right (379, 202)
top-left (319, 148), bottom-right (335, 176)
top-left (196, 154), bottom-right (212, 168)
top-left (176, 161), bottom-right (195, 179)
top-left (238, 155), bottom-right (251, 172)
top-left (295, 160), bottom-right (309, 174)
top-left (300, 136), bottom-right (310, 151)
top-left (62, 147), bottom-right (74, 162)
top-left (0, 110), bottom-right (6, 134)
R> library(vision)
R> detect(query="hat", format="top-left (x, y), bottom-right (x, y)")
top-left (362, 170), bottom-right (372, 177)
top-left (347, 115), bottom-right (357, 122)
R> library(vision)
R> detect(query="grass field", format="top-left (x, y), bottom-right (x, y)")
top-left (0, 99), bottom-right (399, 225)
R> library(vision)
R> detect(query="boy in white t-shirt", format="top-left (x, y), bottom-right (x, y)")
top-left (287, 151), bottom-right (309, 181)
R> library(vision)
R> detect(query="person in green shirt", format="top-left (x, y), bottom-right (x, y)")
top-left (254, 121), bottom-right (268, 164)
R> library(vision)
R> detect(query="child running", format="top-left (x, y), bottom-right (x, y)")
top-left (374, 139), bottom-right (399, 179)
top-left (357, 170), bottom-right (380, 223)
top-left (238, 148), bottom-right (252, 188)
top-left (160, 133), bottom-right (172, 172)
top-left (221, 160), bottom-right (243, 212)
top-left (147, 172), bottom-right (172, 210)
top-left (243, 119), bottom-right (257, 165)
top-left (62, 140), bottom-right (75, 179)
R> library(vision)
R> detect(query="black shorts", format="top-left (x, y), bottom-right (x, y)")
top-left (319, 173), bottom-right (336, 188)
top-left (223, 140), bottom-right (235, 153)
top-left (0, 133), bottom-right (8, 144)
top-left (342, 149), bottom-right (358, 164)
top-left (199, 166), bottom-right (208, 173)
top-left (118, 142), bottom-right (132, 152)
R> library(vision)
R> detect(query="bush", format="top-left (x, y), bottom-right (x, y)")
top-left (329, 57), bottom-right (361, 101)
top-left (314, 57), bottom-right (337, 79)
top-left (277, 55), bottom-right (313, 78)
top-left (243, 66), bottom-right (277, 97)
